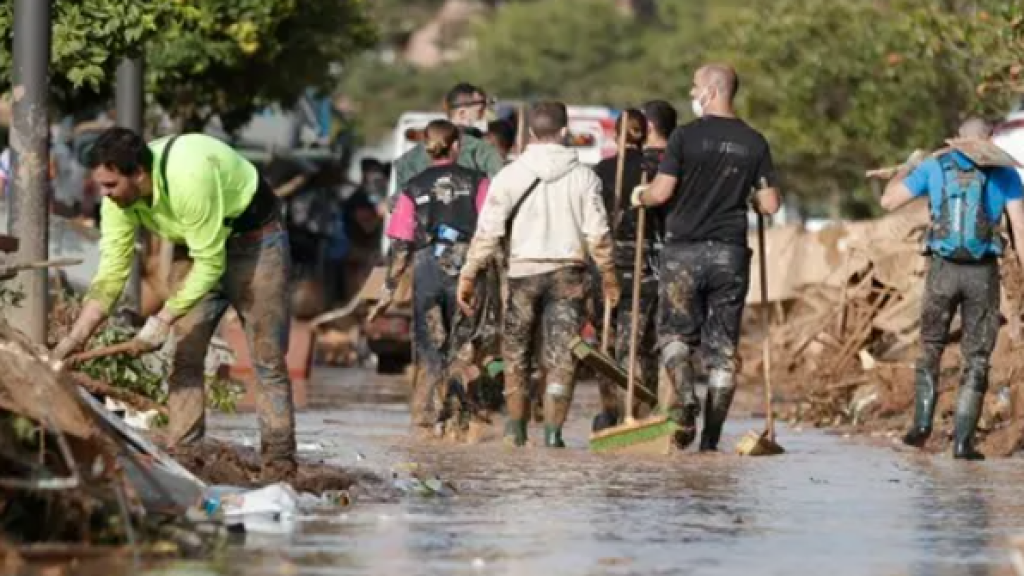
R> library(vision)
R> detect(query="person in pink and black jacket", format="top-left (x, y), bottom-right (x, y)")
top-left (377, 119), bottom-right (493, 434)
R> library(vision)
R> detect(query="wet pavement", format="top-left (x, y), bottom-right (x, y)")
top-left (142, 368), bottom-right (1024, 576)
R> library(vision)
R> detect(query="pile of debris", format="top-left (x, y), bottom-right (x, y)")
top-left (739, 201), bottom-right (1024, 456)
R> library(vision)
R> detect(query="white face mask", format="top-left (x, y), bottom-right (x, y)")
top-left (691, 89), bottom-right (707, 118)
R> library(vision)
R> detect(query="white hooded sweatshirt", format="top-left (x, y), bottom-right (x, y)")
top-left (462, 142), bottom-right (614, 279)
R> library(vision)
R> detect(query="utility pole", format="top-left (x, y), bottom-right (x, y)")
top-left (116, 57), bottom-right (145, 313)
top-left (7, 0), bottom-right (52, 344)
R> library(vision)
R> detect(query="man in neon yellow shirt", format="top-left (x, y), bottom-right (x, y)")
top-left (52, 128), bottom-right (296, 477)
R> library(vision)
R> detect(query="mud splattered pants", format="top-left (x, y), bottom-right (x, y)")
top-left (168, 221), bottom-right (296, 464)
top-left (503, 266), bottom-right (587, 427)
top-left (658, 241), bottom-right (750, 447)
top-left (410, 247), bottom-right (497, 426)
top-left (917, 257), bottom-right (1000, 385)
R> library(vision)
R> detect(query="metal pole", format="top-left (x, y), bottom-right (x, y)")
top-left (116, 57), bottom-right (145, 313)
top-left (7, 0), bottom-right (52, 344)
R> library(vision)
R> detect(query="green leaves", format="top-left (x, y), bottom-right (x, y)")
top-left (0, 0), bottom-right (376, 130)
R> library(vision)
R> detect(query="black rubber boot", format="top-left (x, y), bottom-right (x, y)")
top-left (544, 425), bottom-right (566, 448)
top-left (700, 371), bottom-right (735, 452)
top-left (952, 367), bottom-right (987, 461)
top-left (902, 368), bottom-right (938, 448)
top-left (503, 419), bottom-right (527, 447)
top-left (592, 409), bottom-right (620, 433)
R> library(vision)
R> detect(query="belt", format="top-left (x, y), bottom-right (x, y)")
top-left (230, 219), bottom-right (283, 242)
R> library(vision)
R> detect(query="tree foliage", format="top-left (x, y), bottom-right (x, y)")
top-left (0, 0), bottom-right (377, 131)
top-left (0, 0), bottom-right (177, 113)
top-left (148, 0), bottom-right (377, 132)
top-left (342, 0), bottom-right (1024, 216)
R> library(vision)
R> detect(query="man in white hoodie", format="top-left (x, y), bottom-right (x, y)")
top-left (457, 101), bottom-right (620, 447)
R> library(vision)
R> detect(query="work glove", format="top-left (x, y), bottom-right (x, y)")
top-left (133, 315), bottom-right (173, 353)
top-left (49, 299), bottom-right (108, 363)
top-left (601, 270), bottom-right (621, 308)
top-left (630, 184), bottom-right (648, 208)
top-left (367, 286), bottom-right (394, 324)
top-left (457, 275), bottom-right (477, 317)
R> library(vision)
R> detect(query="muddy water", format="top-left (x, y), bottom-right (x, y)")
top-left (150, 368), bottom-right (1024, 576)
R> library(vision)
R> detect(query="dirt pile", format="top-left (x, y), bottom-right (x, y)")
top-left (170, 439), bottom-right (378, 496)
top-left (738, 205), bottom-right (1024, 457)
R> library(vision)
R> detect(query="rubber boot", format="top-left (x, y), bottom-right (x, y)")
top-left (593, 377), bottom-right (622, 433)
top-left (592, 409), bottom-right (620, 433)
top-left (503, 369), bottom-right (529, 446)
top-left (662, 343), bottom-right (700, 450)
top-left (902, 368), bottom-right (938, 448)
top-left (544, 425), bottom-right (566, 448)
top-left (542, 381), bottom-right (573, 449)
top-left (700, 370), bottom-right (736, 452)
top-left (952, 366), bottom-right (987, 461)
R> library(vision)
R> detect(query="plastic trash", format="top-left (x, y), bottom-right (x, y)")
top-left (205, 483), bottom-right (299, 534)
top-left (391, 472), bottom-right (455, 497)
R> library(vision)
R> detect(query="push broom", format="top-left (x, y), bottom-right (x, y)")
top-left (590, 176), bottom-right (680, 454)
top-left (735, 212), bottom-right (785, 456)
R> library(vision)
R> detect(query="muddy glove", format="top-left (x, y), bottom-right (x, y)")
top-left (630, 184), bottom-right (649, 208)
top-left (367, 287), bottom-right (394, 323)
top-left (601, 270), bottom-right (621, 308)
top-left (457, 275), bottom-right (477, 317)
top-left (133, 315), bottom-right (172, 353)
top-left (50, 299), bottom-right (108, 362)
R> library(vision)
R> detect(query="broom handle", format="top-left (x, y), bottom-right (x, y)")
top-left (601, 301), bottom-right (612, 353)
top-left (610, 110), bottom-right (629, 237)
top-left (625, 173), bottom-right (648, 423)
top-left (601, 110), bottom-right (630, 353)
top-left (757, 212), bottom-right (774, 436)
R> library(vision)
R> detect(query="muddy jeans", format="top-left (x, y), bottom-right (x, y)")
top-left (503, 266), bottom-right (587, 427)
top-left (168, 223), bottom-right (296, 462)
top-left (918, 257), bottom-right (1000, 378)
top-left (410, 247), bottom-right (495, 424)
top-left (658, 241), bottom-right (751, 369)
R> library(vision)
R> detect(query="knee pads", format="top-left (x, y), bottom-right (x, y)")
top-left (707, 368), bottom-right (735, 390)
top-left (661, 341), bottom-right (693, 372)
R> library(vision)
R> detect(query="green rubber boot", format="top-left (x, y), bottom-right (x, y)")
top-left (503, 419), bottom-right (527, 447)
top-left (544, 425), bottom-right (566, 448)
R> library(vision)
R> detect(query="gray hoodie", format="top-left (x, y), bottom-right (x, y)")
top-left (462, 143), bottom-right (614, 279)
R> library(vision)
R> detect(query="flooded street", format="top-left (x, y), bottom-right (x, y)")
top-left (144, 368), bottom-right (1024, 576)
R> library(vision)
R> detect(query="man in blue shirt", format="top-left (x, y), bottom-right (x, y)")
top-left (881, 118), bottom-right (1024, 460)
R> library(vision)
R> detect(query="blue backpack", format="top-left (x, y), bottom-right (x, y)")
top-left (926, 154), bottom-right (1000, 261)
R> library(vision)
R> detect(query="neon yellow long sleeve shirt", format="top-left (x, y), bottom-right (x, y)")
top-left (86, 134), bottom-right (260, 315)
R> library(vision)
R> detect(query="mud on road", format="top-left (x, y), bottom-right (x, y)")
top-left (64, 367), bottom-right (1024, 576)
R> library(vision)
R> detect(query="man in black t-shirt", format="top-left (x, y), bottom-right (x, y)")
top-left (632, 64), bottom-right (781, 452)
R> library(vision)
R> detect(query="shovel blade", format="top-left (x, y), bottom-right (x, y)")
top-left (735, 429), bottom-right (785, 457)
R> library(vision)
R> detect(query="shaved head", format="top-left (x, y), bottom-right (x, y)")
top-left (958, 117), bottom-right (992, 139)
top-left (697, 64), bottom-right (740, 101)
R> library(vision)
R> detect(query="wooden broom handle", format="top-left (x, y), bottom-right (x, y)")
top-left (625, 173), bottom-right (648, 422)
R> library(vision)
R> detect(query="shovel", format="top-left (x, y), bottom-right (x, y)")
top-left (736, 213), bottom-right (785, 456)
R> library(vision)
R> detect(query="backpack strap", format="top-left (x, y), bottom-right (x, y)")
top-left (158, 135), bottom-right (180, 199)
top-left (505, 177), bottom-right (541, 240)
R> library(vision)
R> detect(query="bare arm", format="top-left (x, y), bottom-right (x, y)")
top-left (880, 165), bottom-right (917, 212)
top-left (1006, 199), bottom-right (1024, 270)
top-left (637, 173), bottom-right (677, 207)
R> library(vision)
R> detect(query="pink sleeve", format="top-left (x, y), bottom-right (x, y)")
top-left (475, 178), bottom-right (490, 213)
top-left (385, 193), bottom-right (417, 242)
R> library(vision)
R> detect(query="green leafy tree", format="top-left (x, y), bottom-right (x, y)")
top-left (0, 0), bottom-right (177, 113)
top-left (712, 0), bottom-right (970, 215)
top-left (148, 0), bottom-right (377, 132)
